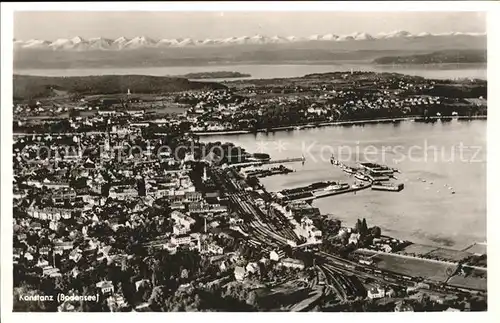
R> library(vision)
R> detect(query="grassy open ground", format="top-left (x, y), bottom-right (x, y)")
top-left (373, 253), bottom-right (457, 282)
top-left (447, 274), bottom-right (487, 291)
top-left (426, 248), bottom-right (473, 262)
top-left (399, 244), bottom-right (438, 255)
top-left (464, 244), bottom-right (487, 255)
top-left (399, 244), bottom-right (475, 262)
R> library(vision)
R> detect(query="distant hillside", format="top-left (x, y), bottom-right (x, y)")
top-left (13, 74), bottom-right (226, 100)
top-left (373, 50), bottom-right (486, 65)
top-left (176, 71), bottom-right (251, 79)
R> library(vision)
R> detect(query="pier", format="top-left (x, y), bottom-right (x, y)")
top-left (229, 156), bottom-right (305, 169)
top-left (264, 157), bottom-right (305, 165)
top-left (313, 183), bottom-right (372, 199)
top-left (278, 182), bottom-right (371, 203)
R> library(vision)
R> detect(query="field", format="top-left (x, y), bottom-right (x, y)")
top-left (398, 244), bottom-right (438, 256)
top-left (463, 243), bottom-right (487, 255)
top-left (373, 253), bottom-right (458, 282)
top-left (153, 104), bottom-right (189, 115)
top-left (426, 248), bottom-right (473, 262)
top-left (447, 274), bottom-right (487, 291)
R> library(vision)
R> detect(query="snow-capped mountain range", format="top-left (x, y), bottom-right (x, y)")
top-left (14, 31), bottom-right (486, 51)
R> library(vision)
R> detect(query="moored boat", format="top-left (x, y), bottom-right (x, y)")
top-left (354, 173), bottom-right (370, 181)
top-left (343, 167), bottom-right (356, 174)
top-left (371, 182), bottom-right (404, 192)
top-left (323, 183), bottom-right (350, 192)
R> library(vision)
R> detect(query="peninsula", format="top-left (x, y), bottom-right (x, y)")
top-left (175, 71), bottom-right (251, 79)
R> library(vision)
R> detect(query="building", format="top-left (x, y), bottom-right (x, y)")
top-left (358, 256), bottom-right (374, 265)
top-left (51, 187), bottom-right (77, 204)
top-left (278, 258), bottom-right (305, 270)
top-left (367, 285), bottom-right (386, 299)
top-left (246, 262), bottom-right (260, 275)
top-left (171, 211), bottom-right (196, 228)
top-left (188, 202), bottom-right (227, 215)
top-left (349, 233), bottom-right (361, 245)
top-left (108, 186), bottom-right (138, 200)
top-left (202, 243), bottom-right (224, 255)
top-left (96, 281), bottom-right (114, 295)
top-left (173, 224), bottom-right (189, 236)
top-left (269, 250), bottom-right (286, 262)
top-left (54, 241), bottom-right (74, 251)
top-left (234, 266), bottom-right (246, 281)
top-left (171, 235), bottom-right (193, 246)
top-left (27, 206), bottom-right (72, 222)
top-left (394, 300), bottom-right (414, 312)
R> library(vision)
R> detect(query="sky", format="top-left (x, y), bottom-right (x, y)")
top-left (14, 11), bottom-right (486, 40)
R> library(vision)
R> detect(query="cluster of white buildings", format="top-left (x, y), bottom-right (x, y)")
top-left (171, 211), bottom-right (196, 236)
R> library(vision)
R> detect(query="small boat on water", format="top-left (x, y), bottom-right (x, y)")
top-left (323, 183), bottom-right (350, 192)
top-left (330, 155), bottom-right (340, 166)
top-left (354, 173), bottom-right (370, 181)
top-left (343, 167), bottom-right (356, 174)
top-left (352, 182), bottom-right (366, 189)
top-left (294, 126), bottom-right (303, 130)
top-left (367, 174), bottom-right (391, 182)
top-left (372, 182), bottom-right (404, 192)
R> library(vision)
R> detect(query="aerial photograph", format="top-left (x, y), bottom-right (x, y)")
top-left (9, 9), bottom-right (487, 312)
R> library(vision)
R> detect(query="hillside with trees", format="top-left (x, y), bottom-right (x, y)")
top-left (13, 75), bottom-right (227, 100)
top-left (373, 49), bottom-right (486, 65)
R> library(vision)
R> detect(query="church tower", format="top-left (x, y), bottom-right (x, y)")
top-left (202, 166), bottom-right (208, 182)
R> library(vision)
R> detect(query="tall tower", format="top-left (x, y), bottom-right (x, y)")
top-left (202, 166), bottom-right (208, 182)
top-left (127, 88), bottom-right (131, 96)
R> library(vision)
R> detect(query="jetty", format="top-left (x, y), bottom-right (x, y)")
top-left (228, 156), bottom-right (305, 169)
top-left (265, 157), bottom-right (305, 165)
top-left (313, 183), bottom-right (372, 199)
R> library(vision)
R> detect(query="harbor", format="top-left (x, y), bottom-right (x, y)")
top-left (201, 111), bottom-right (485, 251)
top-left (273, 157), bottom-right (405, 203)
top-left (330, 156), bottom-right (405, 193)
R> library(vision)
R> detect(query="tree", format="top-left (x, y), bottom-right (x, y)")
top-left (246, 290), bottom-right (258, 308)
top-left (370, 226), bottom-right (382, 238)
top-left (355, 219), bottom-right (363, 233)
top-left (361, 218), bottom-right (368, 235)
top-left (149, 286), bottom-right (166, 310)
top-left (54, 275), bottom-right (70, 293)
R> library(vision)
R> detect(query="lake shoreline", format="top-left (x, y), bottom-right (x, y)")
top-left (208, 120), bottom-right (486, 250)
top-left (12, 63), bottom-right (487, 81)
top-left (194, 115), bottom-right (487, 136)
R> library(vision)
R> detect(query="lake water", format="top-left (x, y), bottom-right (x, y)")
top-left (15, 63), bottom-right (486, 81)
top-left (201, 120), bottom-right (487, 250)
